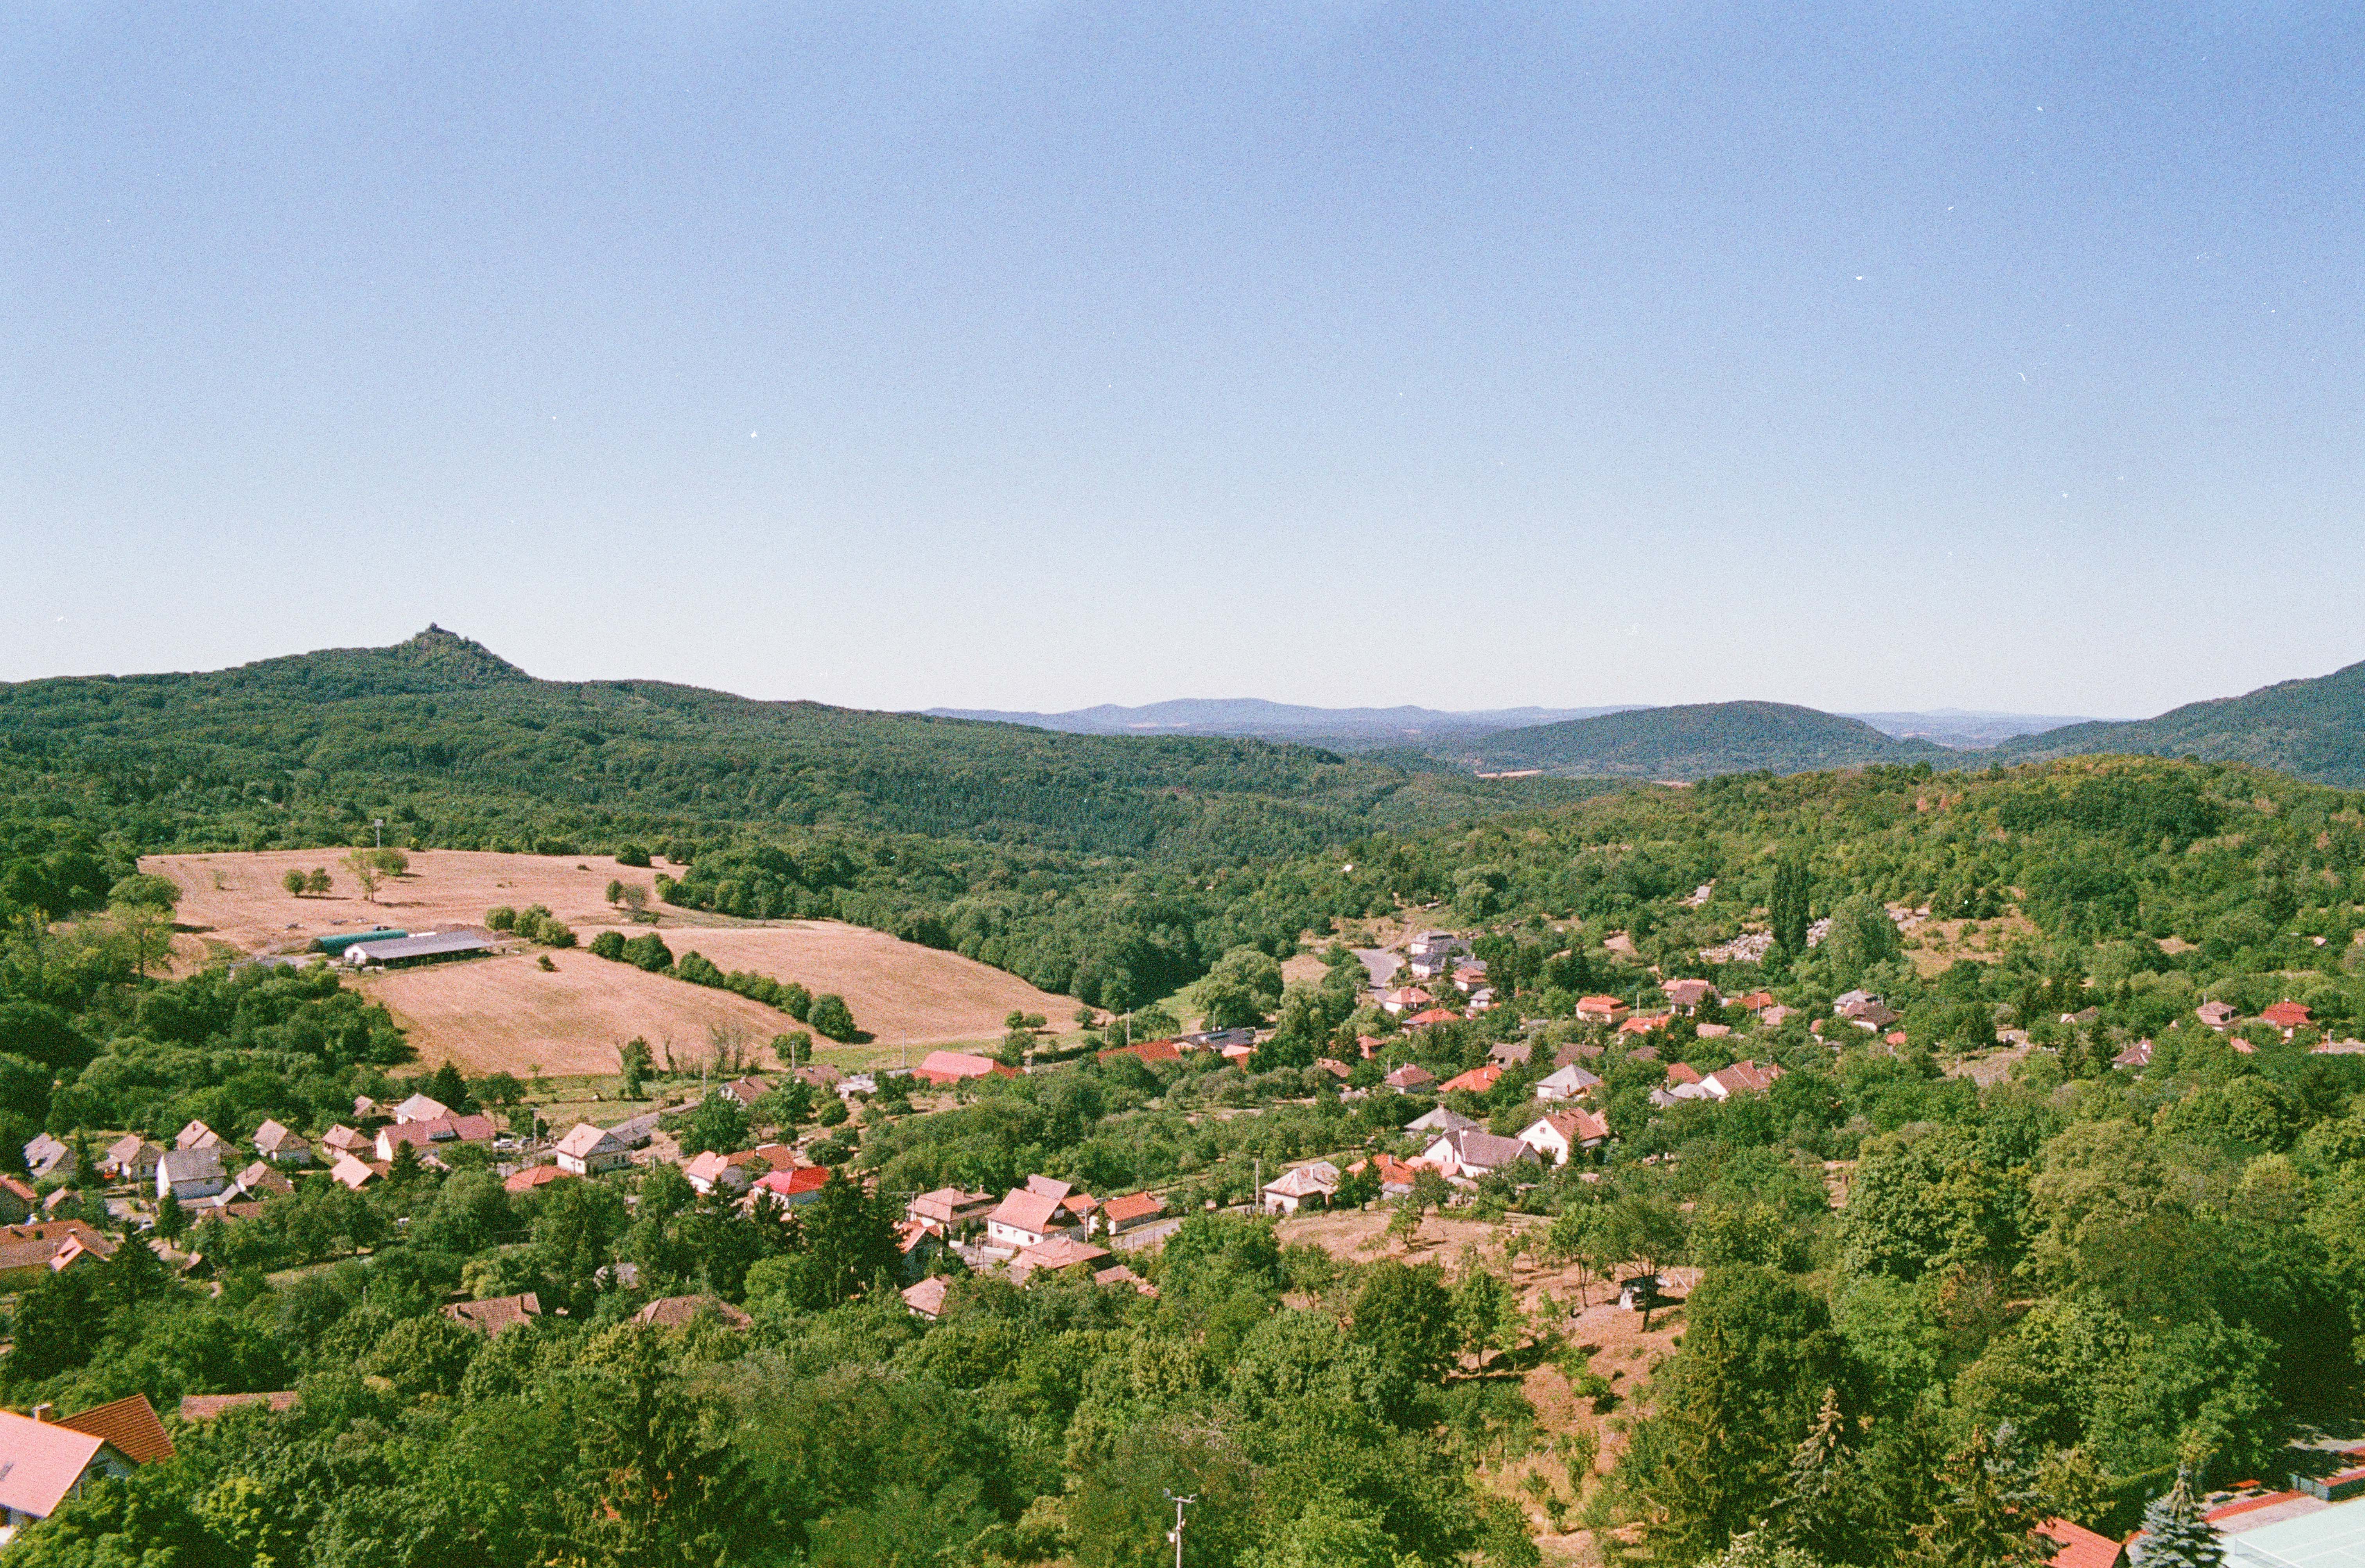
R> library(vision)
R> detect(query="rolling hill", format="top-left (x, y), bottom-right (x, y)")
top-left (1990, 656), bottom-right (2365, 784)
top-left (1459, 701), bottom-right (1951, 780)
top-left (0, 626), bottom-right (1606, 861)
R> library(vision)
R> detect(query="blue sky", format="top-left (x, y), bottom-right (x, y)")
top-left (4, 3), bottom-right (2360, 717)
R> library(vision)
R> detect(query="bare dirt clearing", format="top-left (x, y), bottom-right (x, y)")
top-left (143, 850), bottom-right (1080, 1072)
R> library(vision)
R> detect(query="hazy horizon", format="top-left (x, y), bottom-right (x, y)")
top-left (7, 4), bottom-right (2361, 716)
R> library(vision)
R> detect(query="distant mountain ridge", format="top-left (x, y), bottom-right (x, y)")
top-left (1992, 656), bottom-right (2365, 784)
top-left (922, 697), bottom-right (1639, 749)
top-left (1459, 701), bottom-right (1952, 780)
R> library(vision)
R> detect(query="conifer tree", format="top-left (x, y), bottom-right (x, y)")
top-left (1771, 855), bottom-right (1812, 955)
top-left (2136, 1470), bottom-right (2223, 1568)
top-left (1774, 1387), bottom-right (1855, 1562)
top-left (1909, 1425), bottom-right (2046, 1568)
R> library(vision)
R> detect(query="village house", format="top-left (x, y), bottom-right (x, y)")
top-left (1518, 1108), bottom-right (1612, 1167)
top-left (1701, 1060), bottom-right (1787, 1099)
top-left (983, 1185), bottom-right (1083, 1256)
top-left (376, 1113), bottom-right (497, 1164)
top-left (1619, 1013), bottom-right (1672, 1039)
top-left (1006, 1233), bottom-right (1111, 1285)
top-left (716, 1076), bottom-right (771, 1108)
top-left (1348, 1153), bottom-right (1418, 1198)
top-left (2196, 1000), bottom-right (2239, 1030)
top-left (1574, 996), bottom-right (1631, 1027)
top-left (2112, 1039), bottom-right (2155, 1070)
top-left (1663, 978), bottom-right (1718, 1012)
top-left (1536, 1063), bottom-right (1602, 1101)
top-left (391, 1093), bottom-right (450, 1124)
top-left (1380, 986), bottom-right (1432, 1016)
top-left (504, 1164), bottom-right (575, 1195)
top-left (1405, 1105), bottom-right (1480, 1137)
top-left (634, 1294), bottom-right (753, 1330)
top-left (1416, 1126), bottom-right (1541, 1181)
top-left (99, 1135), bottom-right (162, 1185)
top-left (23, 1134), bottom-right (74, 1183)
top-left (1383, 1063), bottom-right (1437, 1092)
top-left (0, 1398), bottom-right (170, 1545)
top-left (681, 1149), bottom-right (752, 1197)
top-left (1437, 1063), bottom-right (1502, 1096)
top-left (2263, 1000), bottom-right (2314, 1036)
top-left (907, 1187), bottom-right (997, 1236)
top-left (1099, 1038), bottom-right (1183, 1067)
top-left (901, 1274), bottom-right (953, 1320)
top-left (319, 1125), bottom-right (373, 1159)
top-left (174, 1120), bottom-right (222, 1152)
top-left (911, 1049), bottom-right (1018, 1087)
top-left (1450, 960), bottom-right (1488, 993)
top-left (156, 1147), bottom-right (228, 1204)
top-left (330, 1153), bottom-right (384, 1191)
top-left (0, 1177), bottom-right (35, 1226)
top-left (749, 1166), bottom-right (830, 1208)
top-left (1405, 1007), bottom-right (1461, 1029)
top-left (0, 1222), bottom-right (114, 1290)
top-left (226, 1161), bottom-right (294, 1202)
top-left (1095, 1191), bottom-right (1167, 1236)
top-left (1486, 1039), bottom-right (1533, 1070)
top-left (553, 1122), bottom-right (634, 1176)
top-left (2035, 1517), bottom-right (2128, 1568)
top-left (251, 1120), bottom-right (312, 1167)
top-left (1260, 1161), bottom-right (1340, 1216)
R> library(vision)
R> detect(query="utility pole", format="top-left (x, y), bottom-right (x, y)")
top-left (373, 819), bottom-right (384, 850)
top-left (1164, 1491), bottom-right (1195, 1568)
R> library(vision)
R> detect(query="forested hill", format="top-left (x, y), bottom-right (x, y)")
top-left (1991, 655), bottom-right (2365, 784)
top-left (0, 627), bottom-right (1602, 862)
top-left (1457, 700), bottom-right (1950, 779)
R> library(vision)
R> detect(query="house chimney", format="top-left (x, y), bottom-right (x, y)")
top-left (31, 1404), bottom-right (54, 1423)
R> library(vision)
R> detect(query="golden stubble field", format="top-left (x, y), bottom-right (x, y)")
top-left (141, 849), bottom-right (1082, 1075)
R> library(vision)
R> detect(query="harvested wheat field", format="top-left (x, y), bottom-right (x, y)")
top-left (142, 848), bottom-right (668, 954)
top-left (352, 950), bottom-right (800, 1077)
top-left (140, 849), bottom-right (1081, 1073)
top-left (574, 922), bottom-right (1081, 1052)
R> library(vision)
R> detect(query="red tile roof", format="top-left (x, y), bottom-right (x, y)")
top-left (2036, 1517), bottom-right (2126, 1568)
top-left (1438, 1063), bottom-right (1502, 1095)
top-left (2263, 1001), bottom-right (2313, 1029)
top-left (56, 1394), bottom-right (174, 1466)
top-left (989, 1188), bottom-right (1069, 1236)
top-left (177, 1391), bottom-right (299, 1421)
top-left (752, 1166), bottom-right (831, 1200)
top-left (504, 1164), bottom-right (576, 1193)
top-left (1099, 1038), bottom-right (1182, 1064)
top-left (913, 1050), bottom-right (1017, 1084)
top-left (633, 1294), bottom-right (752, 1330)
top-left (1406, 1008), bottom-right (1459, 1027)
top-left (1100, 1191), bottom-right (1166, 1226)
top-left (1664, 1061), bottom-right (1703, 1085)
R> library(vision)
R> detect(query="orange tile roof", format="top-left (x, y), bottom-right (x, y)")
top-left (1438, 1063), bottom-right (1502, 1095)
top-left (2036, 1517), bottom-right (2125, 1568)
top-left (177, 1391), bottom-right (299, 1421)
top-left (56, 1394), bottom-right (174, 1466)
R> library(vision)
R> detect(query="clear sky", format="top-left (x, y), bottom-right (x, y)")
top-left (4, 3), bottom-right (2360, 718)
